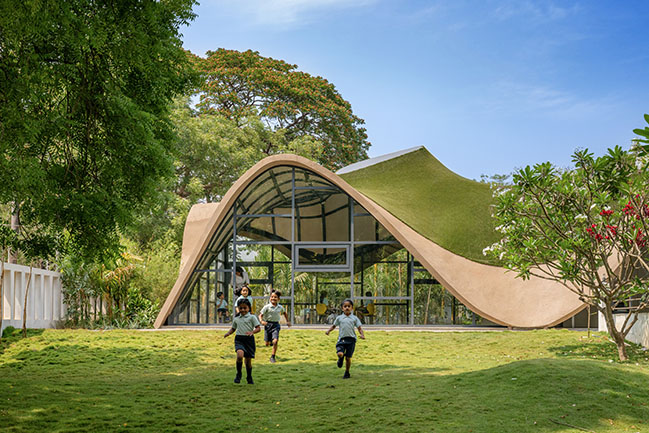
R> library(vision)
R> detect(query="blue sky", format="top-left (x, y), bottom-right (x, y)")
top-left (181, 1), bottom-right (649, 180)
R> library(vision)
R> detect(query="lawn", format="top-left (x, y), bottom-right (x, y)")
top-left (1, 328), bottom-right (648, 433)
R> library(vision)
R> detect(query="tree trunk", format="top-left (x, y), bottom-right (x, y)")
top-left (602, 303), bottom-right (628, 361)
top-left (424, 285), bottom-right (432, 324)
top-left (0, 250), bottom-right (5, 342)
top-left (9, 204), bottom-right (20, 264)
top-left (22, 263), bottom-right (33, 338)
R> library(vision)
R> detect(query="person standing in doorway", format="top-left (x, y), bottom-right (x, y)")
top-left (232, 266), bottom-right (250, 297)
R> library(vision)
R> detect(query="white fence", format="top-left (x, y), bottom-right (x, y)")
top-left (1, 262), bottom-right (65, 333)
top-left (599, 311), bottom-right (649, 349)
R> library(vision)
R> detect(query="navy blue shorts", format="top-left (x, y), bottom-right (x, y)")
top-left (264, 321), bottom-right (281, 342)
top-left (234, 335), bottom-right (256, 358)
top-left (336, 337), bottom-right (357, 358)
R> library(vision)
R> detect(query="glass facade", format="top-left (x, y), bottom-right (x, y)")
top-left (166, 166), bottom-right (477, 326)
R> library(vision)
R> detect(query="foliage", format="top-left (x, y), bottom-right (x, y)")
top-left (0, 0), bottom-right (197, 260)
top-left (486, 146), bottom-right (649, 360)
top-left (1, 329), bottom-right (649, 432)
top-left (194, 49), bottom-right (370, 170)
top-left (60, 250), bottom-right (159, 329)
top-left (60, 255), bottom-right (102, 327)
top-left (126, 237), bottom-right (181, 309)
top-left (172, 98), bottom-right (323, 201)
top-left (632, 113), bottom-right (649, 152)
top-left (123, 287), bottom-right (159, 329)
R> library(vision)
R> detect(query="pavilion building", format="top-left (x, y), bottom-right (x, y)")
top-left (154, 147), bottom-right (593, 328)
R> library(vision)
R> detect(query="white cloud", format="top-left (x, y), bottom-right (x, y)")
top-left (492, 1), bottom-right (580, 23)
top-left (485, 81), bottom-right (617, 118)
top-left (216, 0), bottom-right (377, 27)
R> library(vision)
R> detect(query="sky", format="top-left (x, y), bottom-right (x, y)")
top-left (180, 0), bottom-right (649, 180)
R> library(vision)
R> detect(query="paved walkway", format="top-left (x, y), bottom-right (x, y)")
top-left (146, 325), bottom-right (592, 332)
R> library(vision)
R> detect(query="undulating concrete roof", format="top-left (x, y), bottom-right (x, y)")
top-left (154, 152), bottom-right (584, 329)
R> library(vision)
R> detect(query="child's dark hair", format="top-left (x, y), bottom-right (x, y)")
top-left (238, 298), bottom-right (252, 309)
top-left (341, 298), bottom-right (354, 307)
top-left (216, 291), bottom-right (223, 297)
top-left (271, 290), bottom-right (282, 298)
top-left (241, 285), bottom-right (251, 294)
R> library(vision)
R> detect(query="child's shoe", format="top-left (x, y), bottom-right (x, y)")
top-left (270, 355), bottom-right (276, 363)
top-left (246, 376), bottom-right (254, 384)
top-left (234, 374), bottom-right (241, 384)
top-left (337, 356), bottom-right (344, 368)
top-left (343, 371), bottom-right (351, 379)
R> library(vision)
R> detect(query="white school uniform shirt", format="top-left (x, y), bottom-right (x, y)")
top-left (235, 295), bottom-right (253, 308)
top-left (260, 303), bottom-right (285, 322)
top-left (334, 313), bottom-right (362, 340)
top-left (232, 313), bottom-right (260, 336)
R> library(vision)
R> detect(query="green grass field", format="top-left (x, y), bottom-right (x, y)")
top-left (1, 328), bottom-right (648, 433)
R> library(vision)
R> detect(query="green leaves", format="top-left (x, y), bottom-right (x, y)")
top-left (192, 49), bottom-right (369, 170)
top-left (486, 144), bottom-right (649, 357)
top-left (0, 0), bottom-right (198, 260)
top-left (632, 114), bottom-right (649, 154)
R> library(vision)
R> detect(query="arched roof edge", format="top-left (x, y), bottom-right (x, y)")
top-left (154, 154), bottom-right (584, 328)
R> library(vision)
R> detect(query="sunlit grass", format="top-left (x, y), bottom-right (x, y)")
top-left (1, 328), bottom-right (648, 432)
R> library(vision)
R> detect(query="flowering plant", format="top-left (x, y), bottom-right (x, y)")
top-left (486, 146), bottom-right (649, 361)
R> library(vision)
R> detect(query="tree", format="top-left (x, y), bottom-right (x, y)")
top-left (172, 98), bottom-right (323, 201)
top-left (193, 49), bottom-right (370, 170)
top-left (0, 0), bottom-right (197, 260)
top-left (0, 225), bottom-right (18, 342)
top-left (485, 146), bottom-right (649, 361)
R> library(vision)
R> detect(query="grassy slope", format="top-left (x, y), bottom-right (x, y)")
top-left (1, 328), bottom-right (648, 433)
top-left (340, 148), bottom-right (500, 265)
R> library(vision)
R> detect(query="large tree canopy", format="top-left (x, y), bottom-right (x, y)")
top-left (172, 98), bottom-right (323, 202)
top-left (193, 49), bottom-right (370, 170)
top-left (486, 146), bottom-right (649, 361)
top-left (0, 0), bottom-right (197, 259)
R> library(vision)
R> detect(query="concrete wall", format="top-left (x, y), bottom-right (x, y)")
top-left (1, 262), bottom-right (65, 333)
top-left (599, 311), bottom-right (649, 348)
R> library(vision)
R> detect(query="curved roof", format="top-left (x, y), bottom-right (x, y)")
top-left (340, 146), bottom-right (499, 265)
top-left (154, 153), bottom-right (585, 329)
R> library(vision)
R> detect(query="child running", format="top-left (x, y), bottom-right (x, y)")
top-left (223, 299), bottom-right (260, 384)
top-left (325, 299), bottom-right (365, 379)
top-left (235, 285), bottom-right (253, 315)
top-left (258, 290), bottom-right (291, 363)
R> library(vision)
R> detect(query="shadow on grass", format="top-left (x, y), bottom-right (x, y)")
top-left (548, 337), bottom-right (649, 363)
top-left (0, 327), bottom-right (44, 354)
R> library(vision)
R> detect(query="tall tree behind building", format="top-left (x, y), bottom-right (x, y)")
top-left (193, 49), bottom-right (370, 170)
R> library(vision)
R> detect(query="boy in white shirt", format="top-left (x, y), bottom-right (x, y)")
top-left (325, 299), bottom-right (365, 379)
top-left (258, 290), bottom-right (291, 363)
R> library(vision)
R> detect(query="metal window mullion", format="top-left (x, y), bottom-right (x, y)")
top-left (197, 276), bottom-right (201, 324)
top-left (290, 168), bottom-right (295, 325)
top-left (206, 268), bottom-right (211, 323)
top-left (350, 197), bottom-right (354, 301)
top-left (409, 253), bottom-right (415, 325)
top-left (235, 213), bottom-right (292, 218)
top-left (232, 203), bottom-right (238, 318)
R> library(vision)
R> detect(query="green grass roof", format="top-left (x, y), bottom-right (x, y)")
top-left (340, 147), bottom-right (500, 265)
